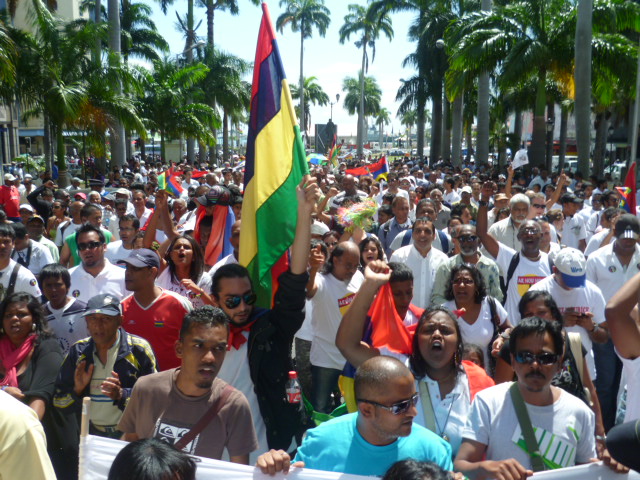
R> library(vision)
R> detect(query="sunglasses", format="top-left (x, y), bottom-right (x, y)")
top-left (357, 393), bottom-right (419, 415)
top-left (453, 277), bottom-right (475, 286)
top-left (78, 241), bottom-right (103, 251)
top-left (514, 351), bottom-right (559, 366)
top-left (532, 204), bottom-right (546, 209)
top-left (224, 293), bottom-right (257, 309)
top-left (458, 235), bottom-right (478, 243)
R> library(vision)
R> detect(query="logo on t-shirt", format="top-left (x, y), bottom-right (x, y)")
top-left (338, 293), bottom-right (356, 316)
top-left (72, 290), bottom-right (80, 298)
top-left (516, 275), bottom-right (545, 297)
top-left (511, 421), bottom-right (581, 469)
top-left (154, 420), bottom-right (198, 454)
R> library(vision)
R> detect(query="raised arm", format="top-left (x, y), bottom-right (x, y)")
top-left (605, 271), bottom-right (640, 360)
top-left (545, 171), bottom-right (567, 210)
top-left (504, 165), bottom-right (514, 199)
top-left (477, 182), bottom-right (500, 259)
top-left (290, 175), bottom-right (320, 275)
top-left (335, 260), bottom-right (389, 368)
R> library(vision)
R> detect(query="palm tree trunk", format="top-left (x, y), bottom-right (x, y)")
top-left (530, 72), bottom-right (547, 168)
top-left (299, 29), bottom-right (306, 146)
top-left (512, 109), bottom-right (522, 152)
top-left (186, 0), bottom-right (196, 164)
top-left (223, 110), bottom-right (229, 162)
top-left (161, 131), bottom-right (166, 161)
top-left (416, 73), bottom-right (426, 159)
top-left (559, 104), bottom-right (568, 173)
top-left (451, 92), bottom-right (464, 167)
top-left (207, 0), bottom-right (214, 47)
top-left (43, 112), bottom-right (52, 171)
top-left (379, 122), bottom-right (383, 148)
top-left (108, 0), bottom-right (126, 167)
top-left (56, 124), bottom-right (68, 186)
top-left (357, 46), bottom-right (366, 158)
top-left (430, 80), bottom-right (443, 163)
top-left (575, 0), bottom-right (593, 177)
top-left (476, 0), bottom-right (492, 167)
top-left (442, 97), bottom-right (451, 162)
top-left (465, 124), bottom-right (472, 161)
top-left (545, 101), bottom-right (555, 171)
top-left (593, 112), bottom-right (608, 178)
top-left (94, 0), bottom-right (101, 62)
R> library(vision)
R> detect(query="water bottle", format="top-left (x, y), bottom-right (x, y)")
top-left (285, 371), bottom-right (302, 405)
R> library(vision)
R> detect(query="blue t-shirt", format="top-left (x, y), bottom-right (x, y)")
top-left (294, 413), bottom-right (453, 476)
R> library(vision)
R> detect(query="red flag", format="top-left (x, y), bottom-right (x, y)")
top-left (624, 162), bottom-right (637, 214)
top-left (369, 283), bottom-right (413, 355)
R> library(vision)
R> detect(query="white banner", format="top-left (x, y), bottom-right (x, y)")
top-left (79, 435), bottom-right (640, 480)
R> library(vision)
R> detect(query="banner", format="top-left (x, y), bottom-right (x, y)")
top-left (79, 434), bottom-right (640, 480)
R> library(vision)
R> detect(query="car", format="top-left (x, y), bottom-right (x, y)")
top-left (388, 149), bottom-right (405, 156)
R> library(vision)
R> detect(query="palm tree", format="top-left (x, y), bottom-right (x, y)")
top-left (276, 0), bottom-right (331, 142)
top-left (342, 75), bottom-right (382, 122)
top-left (400, 109), bottom-right (417, 148)
top-left (290, 76), bottom-right (330, 134)
top-left (0, 20), bottom-right (16, 87)
top-left (196, 0), bottom-right (259, 48)
top-left (574, 0), bottom-right (592, 176)
top-left (108, 0), bottom-right (126, 166)
top-left (376, 107), bottom-right (391, 148)
top-left (120, 1), bottom-right (169, 63)
top-left (339, 2), bottom-right (393, 157)
top-left (447, 0), bottom-right (575, 168)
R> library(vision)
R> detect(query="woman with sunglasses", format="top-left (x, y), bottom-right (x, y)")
top-left (46, 200), bottom-right (69, 241)
top-left (493, 290), bottom-right (606, 444)
top-left (442, 264), bottom-right (511, 375)
top-left (0, 292), bottom-right (76, 478)
top-left (337, 260), bottom-right (494, 456)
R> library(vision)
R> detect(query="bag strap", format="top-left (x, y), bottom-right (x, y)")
top-left (174, 384), bottom-right (234, 451)
top-left (487, 297), bottom-right (500, 329)
top-left (503, 252), bottom-right (521, 304)
top-left (401, 230), bottom-right (412, 247)
top-left (509, 383), bottom-right (546, 472)
top-left (568, 332), bottom-right (585, 384)
top-left (438, 230), bottom-right (449, 254)
top-left (7, 263), bottom-right (21, 298)
top-left (418, 380), bottom-right (437, 433)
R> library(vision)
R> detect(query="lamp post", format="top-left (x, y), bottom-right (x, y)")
top-left (608, 126), bottom-right (615, 168)
top-left (330, 93), bottom-right (340, 123)
top-left (546, 117), bottom-right (555, 171)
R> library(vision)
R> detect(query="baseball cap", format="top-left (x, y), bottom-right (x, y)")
top-left (4, 173), bottom-right (15, 182)
top-left (24, 174), bottom-right (33, 180)
top-left (74, 192), bottom-right (87, 200)
top-left (72, 177), bottom-right (82, 182)
top-left (560, 193), bottom-right (584, 204)
top-left (82, 294), bottom-right (121, 317)
top-left (614, 214), bottom-right (640, 240)
top-left (311, 221), bottom-right (330, 236)
top-left (114, 188), bottom-right (130, 196)
top-left (461, 186), bottom-right (472, 195)
top-left (117, 248), bottom-right (160, 269)
top-left (18, 204), bottom-right (34, 213)
top-left (26, 215), bottom-right (45, 225)
top-left (554, 247), bottom-right (586, 288)
top-left (196, 185), bottom-right (231, 207)
top-left (495, 193), bottom-right (508, 201)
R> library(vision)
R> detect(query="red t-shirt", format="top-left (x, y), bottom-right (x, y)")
top-left (0, 185), bottom-right (20, 217)
top-left (122, 290), bottom-right (192, 371)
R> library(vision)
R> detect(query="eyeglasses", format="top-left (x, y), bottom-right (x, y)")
top-left (224, 293), bottom-right (257, 309)
top-left (453, 277), bottom-right (475, 286)
top-left (532, 204), bottom-right (546, 209)
top-left (357, 393), bottom-right (419, 415)
top-left (457, 235), bottom-right (478, 243)
top-left (514, 351), bottom-right (559, 366)
top-left (77, 241), bottom-right (103, 251)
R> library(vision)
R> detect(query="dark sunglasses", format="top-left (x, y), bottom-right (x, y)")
top-left (458, 235), bottom-right (478, 243)
top-left (532, 204), bottom-right (546, 209)
top-left (514, 351), bottom-right (559, 366)
top-left (357, 392), bottom-right (419, 415)
top-left (77, 241), bottom-right (103, 251)
top-left (224, 293), bottom-right (257, 309)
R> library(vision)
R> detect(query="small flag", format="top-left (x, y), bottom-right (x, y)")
top-left (157, 170), bottom-right (183, 197)
top-left (618, 162), bottom-right (637, 214)
top-left (345, 157), bottom-right (389, 180)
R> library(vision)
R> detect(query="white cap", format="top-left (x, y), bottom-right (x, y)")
top-left (554, 247), bottom-right (586, 288)
top-left (19, 204), bottom-right (34, 213)
top-left (4, 173), bottom-right (15, 182)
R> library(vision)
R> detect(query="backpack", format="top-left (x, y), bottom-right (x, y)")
top-left (500, 252), bottom-right (554, 304)
top-left (399, 229), bottom-right (449, 254)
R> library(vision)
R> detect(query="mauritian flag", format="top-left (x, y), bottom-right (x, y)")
top-left (327, 134), bottom-right (340, 167)
top-left (345, 156), bottom-right (389, 180)
top-left (617, 162), bottom-right (637, 214)
top-left (157, 169), bottom-right (183, 197)
top-left (239, 3), bottom-right (308, 308)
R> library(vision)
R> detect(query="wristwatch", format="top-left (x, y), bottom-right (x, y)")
top-left (478, 200), bottom-right (489, 207)
top-left (589, 323), bottom-right (599, 333)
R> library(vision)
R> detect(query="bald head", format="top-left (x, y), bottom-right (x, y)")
top-left (354, 356), bottom-right (413, 400)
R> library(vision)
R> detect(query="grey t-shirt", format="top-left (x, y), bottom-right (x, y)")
top-left (462, 382), bottom-right (596, 470)
top-left (118, 369), bottom-right (257, 459)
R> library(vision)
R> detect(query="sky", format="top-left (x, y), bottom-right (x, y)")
top-left (147, 1), bottom-right (417, 140)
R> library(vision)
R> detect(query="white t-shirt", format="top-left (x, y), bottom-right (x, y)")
top-left (529, 275), bottom-right (606, 379)
top-left (618, 353), bottom-right (640, 422)
top-left (310, 271), bottom-right (364, 370)
top-left (55, 220), bottom-right (81, 247)
top-left (444, 190), bottom-right (461, 204)
top-left (586, 242), bottom-right (640, 303)
top-left (11, 240), bottom-right (54, 276)
top-left (495, 244), bottom-right (551, 324)
top-left (583, 229), bottom-right (610, 257)
top-left (560, 215), bottom-right (587, 249)
top-left (295, 299), bottom-right (314, 342)
top-left (0, 260), bottom-right (41, 300)
top-left (68, 260), bottom-right (128, 304)
top-left (155, 268), bottom-right (212, 309)
top-left (104, 241), bottom-right (134, 265)
top-left (44, 298), bottom-right (88, 355)
top-left (208, 253), bottom-right (238, 277)
top-left (390, 245), bottom-right (448, 309)
top-left (443, 298), bottom-right (508, 370)
top-left (463, 382), bottom-right (596, 469)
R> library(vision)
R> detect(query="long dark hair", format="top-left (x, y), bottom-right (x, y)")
top-left (444, 263), bottom-right (486, 304)
top-left (518, 290), bottom-right (564, 326)
top-left (0, 292), bottom-right (54, 346)
top-left (409, 307), bottom-right (464, 380)
top-left (165, 235), bottom-right (204, 284)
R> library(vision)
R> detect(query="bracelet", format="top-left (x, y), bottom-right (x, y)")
top-left (590, 324), bottom-right (598, 333)
top-left (478, 200), bottom-right (489, 207)
top-left (1, 385), bottom-right (7, 391)
top-left (595, 435), bottom-right (606, 442)
top-left (195, 290), bottom-right (203, 298)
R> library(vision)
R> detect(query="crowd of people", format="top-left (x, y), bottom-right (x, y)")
top-left (0, 155), bottom-right (639, 480)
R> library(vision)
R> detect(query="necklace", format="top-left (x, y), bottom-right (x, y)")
top-left (419, 373), bottom-right (460, 443)
top-left (434, 393), bottom-right (458, 442)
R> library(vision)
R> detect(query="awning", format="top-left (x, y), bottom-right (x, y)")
top-left (19, 129), bottom-right (44, 137)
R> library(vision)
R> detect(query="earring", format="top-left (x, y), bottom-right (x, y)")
top-left (32, 323), bottom-right (36, 332)
top-left (0, 328), bottom-right (4, 335)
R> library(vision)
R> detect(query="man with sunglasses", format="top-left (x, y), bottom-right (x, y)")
top-left (257, 356), bottom-right (452, 476)
top-left (211, 176), bottom-right (319, 462)
top-left (120, 249), bottom-right (192, 371)
top-left (455, 317), bottom-right (596, 478)
top-left (68, 224), bottom-right (126, 304)
top-left (431, 224), bottom-right (503, 305)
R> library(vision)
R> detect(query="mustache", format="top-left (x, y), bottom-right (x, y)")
top-left (525, 371), bottom-right (545, 379)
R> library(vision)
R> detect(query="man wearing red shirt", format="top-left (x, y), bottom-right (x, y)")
top-left (119, 249), bottom-right (193, 370)
top-left (0, 174), bottom-right (20, 221)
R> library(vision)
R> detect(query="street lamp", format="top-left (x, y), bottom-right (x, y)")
top-left (330, 93), bottom-right (340, 123)
top-left (546, 117), bottom-right (555, 171)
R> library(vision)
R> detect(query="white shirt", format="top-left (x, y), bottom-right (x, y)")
top-left (11, 240), bottom-right (54, 275)
top-left (155, 268), bottom-right (211, 309)
top-left (619, 354), bottom-right (640, 422)
top-left (530, 275), bottom-right (606, 379)
top-left (586, 242), bottom-right (640, 302)
top-left (35, 236), bottom-right (59, 262)
top-left (310, 271), bottom-right (364, 370)
top-left (0, 259), bottom-right (41, 299)
top-left (444, 190), bottom-right (460, 204)
top-left (208, 253), bottom-right (238, 277)
top-left (584, 229), bottom-right (611, 257)
top-left (135, 207), bottom-right (153, 229)
top-left (375, 188), bottom-right (409, 206)
top-left (488, 217), bottom-right (522, 252)
top-left (54, 220), bottom-right (82, 247)
top-left (104, 240), bottom-right (134, 265)
top-left (68, 260), bottom-right (128, 304)
top-left (44, 298), bottom-right (88, 355)
top-left (389, 229), bottom-right (449, 255)
top-left (390, 245), bottom-right (448, 309)
top-left (560, 215), bottom-right (587, 249)
top-left (495, 244), bottom-right (551, 324)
